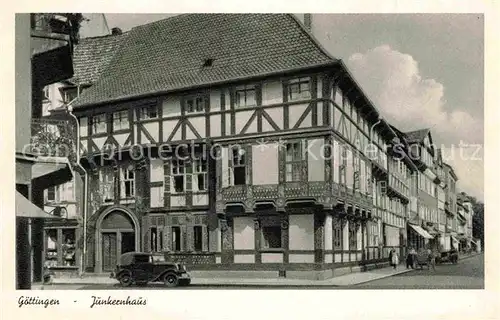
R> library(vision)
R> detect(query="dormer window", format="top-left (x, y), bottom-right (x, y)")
top-left (288, 77), bottom-right (311, 101)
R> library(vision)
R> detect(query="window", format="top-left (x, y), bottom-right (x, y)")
top-left (138, 105), bottom-right (158, 120)
top-left (113, 110), bottom-right (129, 131)
top-left (121, 166), bottom-right (135, 198)
top-left (172, 159), bottom-right (189, 193)
top-left (230, 146), bottom-right (246, 185)
top-left (172, 226), bottom-right (181, 251)
top-left (185, 96), bottom-right (205, 114)
top-left (92, 113), bottom-right (107, 134)
top-left (100, 167), bottom-right (115, 201)
top-left (193, 158), bottom-right (208, 191)
top-left (44, 228), bottom-right (76, 268)
top-left (150, 227), bottom-right (163, 253)
top-left (236, 85), bottom-right (256, 108)
top-left (171, 158), bottom-right (208, 193)
top-left (349, 223), bottom-right (357, 250)
top-left (193, 226), bottom-right (203, 251)
top-left (63, 88), bottom-right (78, 103)
top-left (285, 142), bottom-right (303, 182)
top-left (333, 219), bottom-right (342, 249)
top-left (262, 226), bottom-right (282, 249)
top-left (288, 77), bottom-right (311, 101)
top-left (47, 186), bottom-right (56, 202)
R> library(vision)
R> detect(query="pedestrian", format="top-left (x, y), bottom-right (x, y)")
top-left (427, 248), bottom-right (436, 270)
top-left (390, 248), bottom-right (399, 269)
top-left (406, 247), bottom-right (416, 269)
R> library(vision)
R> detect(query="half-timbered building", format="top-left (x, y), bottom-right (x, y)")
top-left (51, 13), bottom-right (418, 279)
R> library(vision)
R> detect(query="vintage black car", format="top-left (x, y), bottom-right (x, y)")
top-left (110, 252), bottom-right (191, 287)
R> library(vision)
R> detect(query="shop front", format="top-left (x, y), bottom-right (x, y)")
top-left (407, 223), bottom-right (433, 251)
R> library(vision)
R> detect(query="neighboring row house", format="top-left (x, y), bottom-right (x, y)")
top-left (41, 13), bottom-right (471, 279)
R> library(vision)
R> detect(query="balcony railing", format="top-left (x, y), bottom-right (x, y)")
top-left (30, 118), bottom-right (76, 164)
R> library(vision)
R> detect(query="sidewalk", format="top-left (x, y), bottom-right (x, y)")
top-left (42, 265), bottom-right (413, 288)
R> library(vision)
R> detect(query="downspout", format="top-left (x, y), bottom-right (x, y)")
top-left (66, 84), bottom-right (88, 276)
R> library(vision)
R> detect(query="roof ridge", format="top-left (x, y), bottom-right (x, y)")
top-left (287, 14), bottom-right (338, 62)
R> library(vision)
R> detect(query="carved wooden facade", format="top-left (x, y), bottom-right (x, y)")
top-left (74, 67), bottom-right (408, 273)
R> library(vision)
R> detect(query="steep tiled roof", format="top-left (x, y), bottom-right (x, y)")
top-left (73, 14), bottom-right (336, 108)
top-left (68, 33), bottom-right (128, 85)
top-left (404, 128), bottom-right (430, 143)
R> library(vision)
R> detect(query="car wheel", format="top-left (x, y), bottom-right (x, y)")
top-left (164, 274), bottom-right (179, 288)
top-left (119, 274), bottom-right (133, 287)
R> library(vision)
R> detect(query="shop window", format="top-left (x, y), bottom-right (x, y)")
top-left (262, 226), bottom-right (282, 249)
top-left (172, 226), bottom-right (181, 251)
top-left (45, 228), bottom-right (76, 268)
top-left (193, 226), bottom-right (203, 251)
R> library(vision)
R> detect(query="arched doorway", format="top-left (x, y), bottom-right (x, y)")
top-left (95, 207), bottom-right (140, 273)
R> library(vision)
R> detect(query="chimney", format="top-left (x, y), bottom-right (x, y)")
top-left (303, 14), bottom-right (312, 32)
top-left (111, 27), bottom-right (123, 35)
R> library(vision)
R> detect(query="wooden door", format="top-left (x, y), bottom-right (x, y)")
top-left (102, 232), bottom-right (117, 272)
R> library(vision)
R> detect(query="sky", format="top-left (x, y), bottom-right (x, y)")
top-left (104, 13), bottom-right (484, 201)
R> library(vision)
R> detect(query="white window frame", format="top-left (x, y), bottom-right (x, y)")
top-left (185, 96), bottom-right (205, 114)
top-left (285, 141), bottom-right (304, 182)
top-left (288, 77), bottom-right (311, 101)
top-left (138, 105), bottom-right (158, 120)
top-left (120, 166), bottom-right (135, 199)
top-left (100, 167), bottom-right (115, 201)
top-left (235, 85), bottom-right (257, 108)
top-left (193, 158), bottom-right (208, 192)
top-left (171, 159), bottom-right (189, 194)
top-left (113, 110), bottom-right (129, 131)
top-left (92, 113), bottom-right (107, 134)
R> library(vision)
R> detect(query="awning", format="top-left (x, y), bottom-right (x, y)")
top-left (32, 156), bottom-right (73, 180)
top-left (409, 224), bottom-right (434, 239)
top-left (16, 191), bottom-right (58, 219)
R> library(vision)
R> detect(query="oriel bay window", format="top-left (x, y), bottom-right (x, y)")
top-left (288, 77), bottom-right (311, 101)
top-left (285, 141), bottom-right (304, 182)
top-left (235, 84), bottom-right (256, 108)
